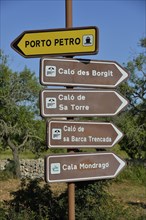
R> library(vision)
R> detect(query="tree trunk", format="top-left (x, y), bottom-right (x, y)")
top-left (12, 147), bottom-right (21, 178)
top-left (7, 137), bottom-right (21, 178)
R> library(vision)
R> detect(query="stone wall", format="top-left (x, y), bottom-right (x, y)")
top-left (0, 159), bottom-right (44, 179)
top-left (1, 159), bottom-right (146, 180)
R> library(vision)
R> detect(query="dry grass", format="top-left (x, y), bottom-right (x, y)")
top-left (0, 178), bottom-right (145, 218)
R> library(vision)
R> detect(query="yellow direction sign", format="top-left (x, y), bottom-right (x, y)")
top-left (11, 26), bottom-right (98, 58)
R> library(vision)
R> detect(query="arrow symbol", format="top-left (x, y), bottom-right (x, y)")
top-left (40, 89), bottom-right (129, 117)
top-left (47, 120), bottom-right (123, 148)
top-left (40, 58), bottom-right (129, 88)
top-left (11, 27), bottom-right (98, 58)
top-left (45, 152), bottom-right (126, 183)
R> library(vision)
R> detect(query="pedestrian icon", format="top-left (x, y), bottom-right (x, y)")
top-left (45, 66), bottom-right (56, 77)
top-left (46, 97), bottom-right (56, 109)
top-left (52, 128), bottom-right (62, 140)
top-left (83, 35), bottom-right (93, 46)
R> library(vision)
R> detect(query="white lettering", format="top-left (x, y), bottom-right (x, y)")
top-left (71, 104), bottom-right (89, 111)
top-left (63, 137), bottom-right (70, 142)
top-left (80, 162), bottom-right (109, 170)
top-left (59, 104), bottom-right (68, 110)
top-left (63, 125), bottom-right (76, 132)
top-left (58, 68), bottom-right (75, 75)
top-left (71, 136), bottom-right (87, 142)
top-left (77, 70), bottom-right (90, 76)
top-left (78, 126), bottom-right (84, 132)
top-left (77, 95), bottom-right (86, 100)
top-left (62, 164), bottom-right (77, 171)
top-left (58, 94), bottom-right (74, 101)
top-left (88, 136), bottom-right (112, 143)
top-left (92, 70), bottom-right (113, 77)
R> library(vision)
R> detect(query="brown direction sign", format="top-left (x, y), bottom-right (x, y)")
top-left (40, 58), bottom-right (129, 88)
top-left (45, 152), bottom-right (126, 183)
top-left (40, 89), bottom-right (128, 117)
top-left (46, 119), bottom-right (123, 148)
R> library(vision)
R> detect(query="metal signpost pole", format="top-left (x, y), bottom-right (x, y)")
top-left (66, 1), bottom-right (75, 220)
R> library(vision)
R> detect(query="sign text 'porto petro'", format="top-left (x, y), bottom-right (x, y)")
top-left (11, 26), bottom-right (98, 57)
top-left (47, 119), bottom-right (123, 148)
top-left (45, 152), bottom-right (126, 183)
top-left (40, 58), bottom-right (129, 88)
top-left (40, 89), bottom-right (128, 117)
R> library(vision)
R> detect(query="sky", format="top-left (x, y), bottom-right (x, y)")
top-left (0, 0), bottom-right (146, 78)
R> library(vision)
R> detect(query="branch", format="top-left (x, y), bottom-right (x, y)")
top-left (0, 119), bottom-right (9, 136)
top-left (18, 133), bottom-right (43, 150)
top-left (18, 133), bottom-right (30, 149)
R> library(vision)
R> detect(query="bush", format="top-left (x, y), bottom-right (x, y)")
top-left (0, 160), bottom-right (17, 180)
top-left (115, 163), bottom-right (146, 185)
top-left (74, 180), bottom-right (132, 220)
top-left (1, 176), bottom-right (144, 219)
top-left (9, 179), bottom-right (59, 219)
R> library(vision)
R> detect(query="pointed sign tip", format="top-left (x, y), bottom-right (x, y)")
top-left (113, 153), bottom-right (126, 177)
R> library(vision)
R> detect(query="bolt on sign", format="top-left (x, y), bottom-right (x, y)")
top-left (46, 119), bottom-right (123, 148)
top-left (40, 89), bottom-right (128, 117)
top-left (40, 58), bottom-right (129, 88)
top-left (45, 152), bottom-right (126, 183)
top-left (11, 26), bottom-right (98, 57)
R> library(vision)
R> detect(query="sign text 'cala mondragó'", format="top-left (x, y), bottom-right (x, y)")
top-left (45, 152), bottom-right (126, 183)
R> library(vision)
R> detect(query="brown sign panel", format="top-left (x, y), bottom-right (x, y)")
top-left (47, 120), bottom-right (123, 148)
top-left (40, 58), bottom-right (129, 88)
top-left (40, 89), bottom-right (128, 117)
top-left (45, 152), bottom-right (126, 183)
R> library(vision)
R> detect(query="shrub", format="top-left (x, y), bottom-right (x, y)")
top-left (115, 163), bottom-right (146, 185)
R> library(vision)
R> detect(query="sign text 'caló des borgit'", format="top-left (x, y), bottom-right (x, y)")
top-left (40, 58), bottom-right (129, 88)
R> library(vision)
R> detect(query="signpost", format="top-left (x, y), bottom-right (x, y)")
top-left (47, 120), bottom-right (123, 148)
top-left (40, 89), bottom-right (128, 117)
top-left (45, 152), bottom-right (126, 183)
top-left (11, 26), bottom-right (98, 57)
top-left (40, 58), bottom-right (129, 88)
top-left (10, 1), bottom-right (129, 219)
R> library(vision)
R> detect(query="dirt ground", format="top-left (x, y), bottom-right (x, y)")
top-left (0, 179), bottom-right (20, 202)
top-left (0, 179), bottom-right (67, 202)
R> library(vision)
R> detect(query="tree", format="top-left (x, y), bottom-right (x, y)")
top-left (116, 38), bottom-right (146, 159)
top-left (0, 51), bottom-right (45, 178)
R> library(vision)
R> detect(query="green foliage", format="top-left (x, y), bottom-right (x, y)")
top-left (0, 166), bottom-right (145, 220)
top-left (9, 179), bottom-right (59, 219)
top-left (0, 178), bottom-right (139, 220)
top-left (0, 206), bottom-right (36, 220)
top-left (115, 111), bottom-right (146, 159)
top-left (116, 38), bottom-right (146, 159)
top-left (0, 160), bottom-right (17, 180)
top-left (116, 163), bottom-right (146, 185)
top-left (0, 170), bottom-right (13, 181)
top-left (0, 50), bottom-right (46, 177)
top-left (139, 38), bottom-right (146, 48)
top-left (74, 180), bottom-right (132, 220)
